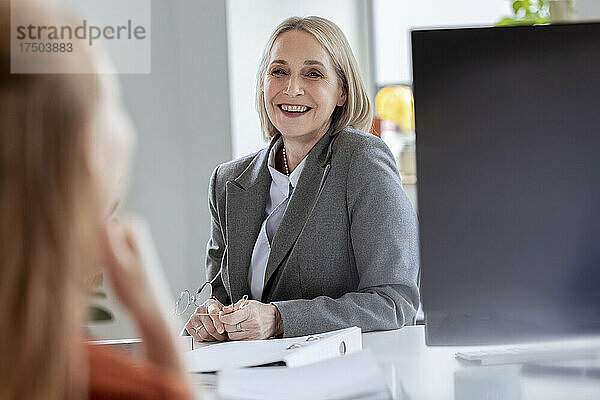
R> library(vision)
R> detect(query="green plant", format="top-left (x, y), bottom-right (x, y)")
top-left (88, 279), bottom-right (113, 322)
top-left (497, 0), bottom-right (575, 26)
top-left (497, 0), bottom-right (550, 26)
top-left (89, 304), bottom-right (113, 321)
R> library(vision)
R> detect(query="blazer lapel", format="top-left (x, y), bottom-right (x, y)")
top-left (263, 130), bottom-right (337, 291)
top-left (225, 140), bottom-right (277, 301)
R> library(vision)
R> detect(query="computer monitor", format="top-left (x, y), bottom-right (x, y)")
top-left (412, 23), bottom-right (600, 346)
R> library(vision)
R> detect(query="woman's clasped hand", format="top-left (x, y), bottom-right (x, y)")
top-left (186, 298), bottom-right (283, 341)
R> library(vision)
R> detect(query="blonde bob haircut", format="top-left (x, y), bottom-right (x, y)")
top-left (255, 16), bottom-right (372, 140)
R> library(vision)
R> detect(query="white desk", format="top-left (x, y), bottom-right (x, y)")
top-left (363, 326), bottom-right (600, 400)
top-left (191, 325), bottom-right (600, 399)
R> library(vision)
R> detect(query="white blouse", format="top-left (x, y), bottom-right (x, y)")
top-left (247, 137), bottom-right (307, 300)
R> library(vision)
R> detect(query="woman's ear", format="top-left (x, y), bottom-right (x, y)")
top-left (337, 89), bottom-right (347, 107)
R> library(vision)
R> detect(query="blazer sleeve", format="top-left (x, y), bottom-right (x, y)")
top-left (272, 135), bottom-right (420, 337)
top-left (205, 165), bottom-right (230, 304)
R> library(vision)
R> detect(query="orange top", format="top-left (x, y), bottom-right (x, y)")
top-left (86, 343), bottom-right (193, 400)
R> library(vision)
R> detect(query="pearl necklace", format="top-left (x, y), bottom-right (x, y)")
top-left (282, 145), bottom-right (290, 176)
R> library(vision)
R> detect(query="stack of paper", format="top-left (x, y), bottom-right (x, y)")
top-left (216, 350), bottom-right (390, 400)
top-left (184, 327), bottom-right (361, 373)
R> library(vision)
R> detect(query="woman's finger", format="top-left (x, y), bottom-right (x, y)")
top-left (185, 320), bottom-right (204, 342)
top-left (227, 330), bottom-right (250, 341)
top-left (207, 302), bottom-right (225, 334)
top-left (189, 315), bottom-right (219, 342)
top-left (193, 325), bottom-right (213, 342)
top-left (122, 224), bottom-right (140, 254)
top-left (104, 222), bottom-right (135, 266)
top-left (100, 220), bottom-right (151, 315)
top-left (197, 326), bottom-right (215, 342)
top-left (219, 306), bottom-right (250, 326)
top-left (197, 314), bottom-right (227, 341)
top-left (223, 323), bottom-right (251, 333)
top-left (222, 296), bottom-right (248, 314)
top-left (205, 298), bottom-right (224, 309)
top-left (101, 221), bottom-right (126, 279)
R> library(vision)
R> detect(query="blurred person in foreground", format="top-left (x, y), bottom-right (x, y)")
top-left (0, 2), bottom-right (193, 399)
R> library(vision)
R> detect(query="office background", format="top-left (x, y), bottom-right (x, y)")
top-left (82, 0), bottom-right (600, 338)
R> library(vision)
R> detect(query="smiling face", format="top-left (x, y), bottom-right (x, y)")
top-left (263, 29), bottom-right (346, 143)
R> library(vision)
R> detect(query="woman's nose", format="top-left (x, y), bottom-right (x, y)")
top-left (283, 75), bottom-right (303, 97)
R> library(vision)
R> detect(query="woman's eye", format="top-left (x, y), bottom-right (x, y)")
top-left (271, 69), bottom-right (286, 76)
top-left (307, 71), bottom-right (323, 78)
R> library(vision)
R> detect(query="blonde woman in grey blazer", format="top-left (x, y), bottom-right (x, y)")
top-left (185, 16), bottom-right (419, 341)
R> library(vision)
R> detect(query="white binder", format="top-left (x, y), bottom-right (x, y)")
top-left (184, 326), bottom-right (362, 373)
top-left (216, 350), bottom-right (390, 400)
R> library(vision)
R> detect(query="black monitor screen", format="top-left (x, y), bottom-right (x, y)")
top-left (412, 23), bottom-right (600, 345)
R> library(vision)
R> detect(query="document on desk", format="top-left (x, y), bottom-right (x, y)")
top-left (216, 349), bottom-right (390, 400)
top-left (184, 326), bottom-right (361, 373)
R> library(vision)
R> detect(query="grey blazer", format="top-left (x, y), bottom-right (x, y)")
top-left (205, 126), bottom-right (420, 337)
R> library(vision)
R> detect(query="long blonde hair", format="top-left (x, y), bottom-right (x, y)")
top-left (255, 16), bottom-right (372, 140)
top-left (0, 2), bottom-right (101, 399)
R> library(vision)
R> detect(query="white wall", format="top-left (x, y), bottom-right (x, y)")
top-left (373, 0), bottom-right (509, 85)
top-left (226, 0), bottom-right (374, 158)
top-left (575, 0), bottom-right (600, 20)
